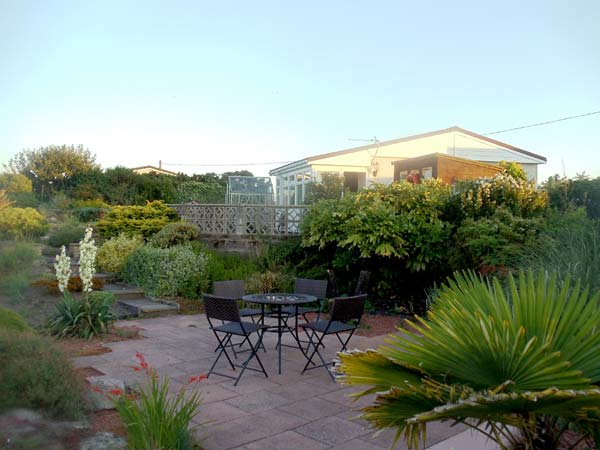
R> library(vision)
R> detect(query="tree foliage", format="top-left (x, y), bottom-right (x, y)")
top-left (6, 145), bottom-right (98, 198)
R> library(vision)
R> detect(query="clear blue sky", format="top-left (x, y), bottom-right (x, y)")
top-left (1, 0), bottom-right (599, 180)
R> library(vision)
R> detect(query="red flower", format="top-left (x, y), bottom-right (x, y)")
top-left (109, 388), bottom-right (123, 396)
top-left (91, 386), bottom-right (102, 393)
top-left (189, 374), bottom-right (208, 383)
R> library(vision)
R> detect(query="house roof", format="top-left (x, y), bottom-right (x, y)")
top-left (131, 165), bottom-right (178, 176)
top-left (269, 126), bottom-right (546, 175)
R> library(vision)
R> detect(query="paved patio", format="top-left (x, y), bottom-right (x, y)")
top-left (73, 315), bottom-right (492, 450)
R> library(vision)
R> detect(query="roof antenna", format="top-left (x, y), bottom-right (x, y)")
top-left (348, 136), bottom-right (380, 176)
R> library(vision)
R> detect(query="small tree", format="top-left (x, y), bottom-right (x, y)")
top-left (305, 173), bottom-right (345, 203)
top-left (6, 145), bottom-right (99, 198)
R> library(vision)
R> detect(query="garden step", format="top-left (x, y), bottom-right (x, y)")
top-left (102, 283), bottom-right (145, 300)
top-left (117, 298), bottom-right (179, 318)
top-left (94, 272), bottom-right (117, 284)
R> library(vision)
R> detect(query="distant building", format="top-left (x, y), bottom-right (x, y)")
top-left (131, 161), bottom-right (177, 176)
top-left (269, 126), bottom-right (546, 205)
top-left (392, 153), bottom-right (502, 184)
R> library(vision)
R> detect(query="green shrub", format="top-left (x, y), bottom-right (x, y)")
top-left (0, 207), bottom-right (49, 239)
top-left (123, 244), bottom-right (209, 298)
top-left (245, 270), bottom-right (293, 294)
top-left (175, 180), bottom-right (225, 204)
top-left (0, 241), bottom-right (38, 302)
top-left (149, 221), bottom-right (200, 248)
top-left (48, 291), bottom-right (116, 339)
top-left (96, 234), bottom-right (144, 274)
top-left (204, 250), bottom-right (259, 285)
top-left (451, 208), bottom-right (542, 270)
top-left (0, 330), bottom-right (87, 419)
top-left (96, 201), bottom-right (178, 239)
top-left (47, 221), bottom-right (85, 247)
top-left (0, 307), bottom-right (33, 332)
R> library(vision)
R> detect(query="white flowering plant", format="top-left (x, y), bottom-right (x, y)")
top-left (53, 246), bottom-right (71, 294)
top-left (49, 227), bottom-right (115, 339)
top-left (78, 227), bottom-right (97, 295)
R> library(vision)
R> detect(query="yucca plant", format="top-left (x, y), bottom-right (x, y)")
top-left (335, 270), bottom-right (600, 450)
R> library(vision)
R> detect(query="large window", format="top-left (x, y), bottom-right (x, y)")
top-left (276, 168), bottom-right (313, 205)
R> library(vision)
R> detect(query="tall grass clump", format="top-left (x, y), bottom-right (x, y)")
top-left (0, 241), bottom-right (38, 301)
top-left (521, 210), bottom-right (600, 293)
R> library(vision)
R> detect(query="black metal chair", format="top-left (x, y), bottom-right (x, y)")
top-left (204, 294), bottom-right (269, 386)
top-left (300, 294), bottom-right (367, 381)
top-left (213, 280), bottom-right (262, 321)
top-left (281, 278), bottom-right (329, 322)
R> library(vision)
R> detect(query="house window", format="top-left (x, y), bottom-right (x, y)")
top-left (422, 167), bottom-right (433, 180)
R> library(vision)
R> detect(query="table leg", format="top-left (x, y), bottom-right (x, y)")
top-left (277, 305), bottom-right (282, 375)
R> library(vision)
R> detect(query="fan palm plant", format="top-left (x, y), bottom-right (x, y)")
top-left (335, 270), bottom-right (600, 450)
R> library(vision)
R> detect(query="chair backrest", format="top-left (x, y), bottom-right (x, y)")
top-left (326, 269), bottom-right (338, 298)
top-left (330, 294), bottom-right (367, 324)
top-left (294, 278), bottom-right (328, 299)
top-left (354, 270), bottom-right (371, 295)
top-left (203, 294), bottom-right (241, 323)
top-left (213, 280), bottom-right (245, 299)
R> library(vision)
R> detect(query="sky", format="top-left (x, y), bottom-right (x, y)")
top-left (1, 0), bottom-right (599, 180)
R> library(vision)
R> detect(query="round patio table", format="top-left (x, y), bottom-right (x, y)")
top-left (242, 293), bottom-right (316, 374)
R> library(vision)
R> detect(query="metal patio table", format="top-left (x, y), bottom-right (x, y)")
top-left (242, 293), bottom-right (316, 374)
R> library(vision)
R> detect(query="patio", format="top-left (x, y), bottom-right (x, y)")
top-left (73, 315), bottom-right (495, 450)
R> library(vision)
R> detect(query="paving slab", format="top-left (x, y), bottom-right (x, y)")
top-left (72, 315), bottom-right (470, 450)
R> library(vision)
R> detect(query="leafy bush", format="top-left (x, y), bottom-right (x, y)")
top-left (0, 241), bottom-right (38, 301)
top-left (0, 307), bottom-right (33, 332)
top-left (336, 270), bottom-right (600, 449)
top-left (204, 249), bottom-right (259, 285)
top-left (113, 353), bottom-right (203, 450)
top-left (0, 189), bottom-right (12, 210)
top-left (451, 208), bottom-right (542, 270)
top-left (0, 207), bottom-right (49, 239)
top-left (149, 221), bottom-right (200, 248)
top-left (96, 200), bottom-right (178, 239)
top-left (123, 244), bottom-right (209, 298)
top-left (47, 221), bottom-right (85, 247)
top-left (48, 291), bottom-right (116, 339)
top-left (175, 180), bottom-right (225, 204)
top-left (0, 330), bottom-right (87, 418)
top-left (456, 172), bottom-right (548, 219)
top-left (544, 175), bottom-right (600, 219)
top-left (245, 270), bottom-right (293, 294)
top-left (96, 234), bottom-right (144, 274)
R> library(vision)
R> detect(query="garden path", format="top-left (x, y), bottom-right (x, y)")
top-left (73, 315), bottom-right (497, 450)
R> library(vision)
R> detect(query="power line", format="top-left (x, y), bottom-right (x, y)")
top-left (161, 160), bottom-right (292, 167)
top-left (484, 110), bottom-right (600, 135)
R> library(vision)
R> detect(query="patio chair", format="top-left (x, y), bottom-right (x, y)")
top-left (213, 280), bottom-right (262, 321)
top-left (300, 294), bottom-right (367, 381)
top-left (281, 278), bottom-right (329, 322)
top-left (203, 294), bottom-right (269, 386)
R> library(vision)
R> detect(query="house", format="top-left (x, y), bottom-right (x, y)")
top-left (131, 161), bottom-right (177, 176)
top-left (269, 126), bottom-right (546, 205)
top-left (392, 153), bottom-right (502, 184)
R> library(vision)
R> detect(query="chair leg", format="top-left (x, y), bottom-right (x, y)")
top-left (234, 330), bottom-right (268, 386)
top-left (301, 330), bottom-right (327, 373)
top-left (208, 332), bottom-right (236, 378)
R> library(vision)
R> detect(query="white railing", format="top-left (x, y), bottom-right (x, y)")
top-left (170, 204), bottom-right (309, 236)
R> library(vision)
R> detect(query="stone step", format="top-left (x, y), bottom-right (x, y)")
top-left (102, 283), bottom-right (145, 300)
top-left (118, 298), bottom-right (179, 318)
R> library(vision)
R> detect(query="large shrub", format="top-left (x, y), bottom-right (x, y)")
top-left (0, 330), bottom-right (87, 419)
top-left (149, 221), bottom-right (200, 248)
top-left (47, 221), bottom-right (85, 247)
top-left (175, 180), bottom-right (225, 204)
top-left (96, 200), bottom-right (178, 239)
top-left (0, 207), bottom-right (49, 239)
top-left (123, 244), bottom-right (209, 298)
top-left (96, 233), bottom-right (144, 274)
top-left (336, 270), bottom-right (600, 449)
